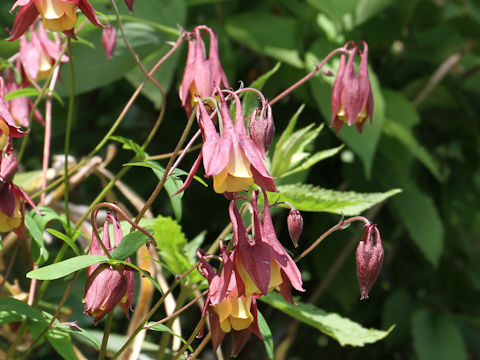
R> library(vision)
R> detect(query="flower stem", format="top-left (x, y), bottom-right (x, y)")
top-left (295, 215), bottom-right (370, 262)
top-left (63, 37), bottom-right (75, 235)
top-left (99, 311), bottom-right (114, 360)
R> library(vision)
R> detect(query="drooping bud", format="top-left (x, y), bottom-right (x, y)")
top-left (124, 0), bottom-right (134, 12)
top-left (287, 209), bottom-right (303, 248)
top-left (356, 224), bottom-right (384, 300)
top-left (102, 25), bottom-right (117, 60)
top-left (249, 102), bottom-right (275, 160)
top-left (331, 42), bottom-right (374, 134)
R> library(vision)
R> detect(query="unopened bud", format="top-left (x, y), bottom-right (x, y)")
top-left (287, 209), bottom-right (303, 248)
top-left (356, 224), bottom-right (384, 300)
top-left (249, 103), bottom-right (275, 159)
top-left (102, 25), bottom-right (117, 60)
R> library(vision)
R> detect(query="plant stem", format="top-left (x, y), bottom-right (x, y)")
top-left (171, 318), bottom-right (206, 360)
top-left (63, 37), bottom-right (75, 235)
top-left (99, 311), bottom-right (114, 360)
top-left (294, 215), bottom-right (370, 262)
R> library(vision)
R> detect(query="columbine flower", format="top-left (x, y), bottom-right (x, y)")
top-left (19, 23), bottom-right (68, 81)
top-left (331, 42), bottom-right (374, 134)
top-left (84, 211), bottom-right (134, 323)
top-left (356, 223), bottom-right (384, 299)
top-left (179, 26), bottom-right (229, 116)
top-left (197, 90), bottom-right (277, 194)
top-left (197, 246), bottom-right (261, 356)
top-left (102, 25), bottom-right (117, 60)
top-left (0, 81), bottom-right (27, 149)
top-left (9, 0), bottom-right (103, 41)
top-left (229, 190), bottom-right (304, 303)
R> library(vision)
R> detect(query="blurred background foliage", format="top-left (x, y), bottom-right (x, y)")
top-left (1, 0), bottom-right (480, 359)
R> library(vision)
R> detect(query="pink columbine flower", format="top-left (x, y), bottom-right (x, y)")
top-left (18, 23), bottom-right (68, 81)
top-left (179, 26), bottom-right (229, 116)
top-left (0, 147), bottom-right (37, 237)
top-left (83, 211), bottom-right (134, 323)
top-left (0, 80), bottom-right (27, 149)
top-left (356, 223), bottom-right (384, 299)
top-left (9, 0), bottom-right (103, 41)
top-left (229, 190), bottom-right (304, 303)
top-left (197, 245), bottom-right (262, 356)
top-left (102, 25), bottom-right (117, 60)
top-left (331, 42), bottom-right (374, 134)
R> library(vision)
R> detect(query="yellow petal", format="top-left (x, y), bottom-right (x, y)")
top-left (227, 144), bottom-right (252, 178)
top-left (43, 0), bottom-right (65, 19)
top-left (219, 318), bottom-right (232, 333)
top-left (213, 167), bottom-right (228, 193)
top-left (223, 174), bottom-right (253, 193)
top-left (213, 297), bottom-right (232, 323)
top-left (268, 261), bottom-right (283, 292)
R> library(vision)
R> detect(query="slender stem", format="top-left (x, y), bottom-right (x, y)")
top-left (269, 48), bottom-right (348, 106)
top-left (111, 264), bottom-right (199, 359)
top-left (17, 44), bottom-right (68, 163)
top-left (63, 38), bottom-right (75, 235)
top-left (99, 311), bottom-right (114, 360)
top-left (189, 332), bottom-right (211, 360)
top-left (167, 129), bottom-right (201, 177)
top-left (30, 33), bottom-right (186, 201)
top-left (41, 66), bottom-right (61, 205)
top-left (172, 318), bottom-right (206, 360)
top-left (0, 238), bottom-right (21, 294)
top-left (147, 143), bottom-right (202, 161)
top-left (133, 106), bottom-right (197, 225)
top-left (20, 272), bottom-right (79, 359)
top-left (294, 216), bottom-right (370, 262)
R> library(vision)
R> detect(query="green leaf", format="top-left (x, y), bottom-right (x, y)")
top-left (110, 259), bottom-right (163, 294)
top-left (26, 255), bottom-right (108, 280)
top-left (25, 213), bottom-right (49, 265)
top-left (55, 323), bottom-right (100, 350)
top-left (412, 309), bottom-right (467, 360)
top-left (257, 311), bottom-right (274, 360)
top-left (0, 297), bottom-right (46, 325)
top-left (146, 323), bottom-right (193, 351)
top-left (242, 62), bottom-right (281, 117)
top-left (46, 229), bottom-right (80, 256)
top-left (126, 160), bottom-right (184, 220)
top-left (4, 87), bottom-right (63, 105)
top-left (376, 156), bottom-right (443, 267)
top-left (261, 292), bottom-right (393, 346)
top-left (226, 13), bottom-right (304, 68)
top-left (111, 230), bottom-right (152, 260)
top-left (270, 184), bottom-right (401, 215)
top-left (47, 328), bottom-right (77, 360)
top-left (110, 135), bottom-right (147, 159)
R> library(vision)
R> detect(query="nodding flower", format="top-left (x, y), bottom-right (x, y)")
top-left (177, 88), bottom-right (277, 195)
top-left (179, 26), bottom-right (229, 117)
top-left (0, 80), bottom-right (27, 149)
top-left (9, 0), bottom-right (103, 41)
top-left (83, 211), bottom-right (134, 323)
top-left (197, 244), bottom-right (262, 356)
top-left (229, 190), bottom-right (304, 304)
top-left (331, 42), bottom-right (374, 134)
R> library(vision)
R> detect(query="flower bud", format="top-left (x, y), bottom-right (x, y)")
top-left (249, 103), bottom-right (275, 160)
top-left (287, 209), bottom-right (303, 248)
top-left (102, 25), bottom-right (117, 60)
top-left (356, 224), bottom-right (384, 299)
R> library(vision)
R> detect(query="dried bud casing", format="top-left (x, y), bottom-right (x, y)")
top-left (287, 209), bottom-right (303, 248)
top-left (356, 224), bottom-right (384, 299)
top-left (102, 25), bottom-right (117, 60)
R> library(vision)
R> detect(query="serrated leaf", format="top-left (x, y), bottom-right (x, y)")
top-left (261, 292), bottom-right (393, 346)
top-left (270, 184), bottom-right (401, 215)
top-left (257, 311), bottom-right (274, 360)
top-left (26, 255), bottom-right (108, 280)
top-left (111, 230), bottom-right (152, 260)
top-left (146, 323), bottom-right (193, 351)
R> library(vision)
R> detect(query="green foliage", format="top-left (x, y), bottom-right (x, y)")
top-left (110, 230), bottom-right (152, 260)
top-left (26, 255), bottom-right (108, 280)
top-left (270, 184), bottom-right (401, 215)
top-left (261, 293), bottom-right (394, 346)
top-left (257, 311), bottom-right (274, 360)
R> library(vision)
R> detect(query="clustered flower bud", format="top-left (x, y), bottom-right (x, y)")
top-left (356, 223), bottom-right (384, 299)
top-left (102, 25), bottom-right (117, 60)
top-left (331, 41), bottom-right (374, 134)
